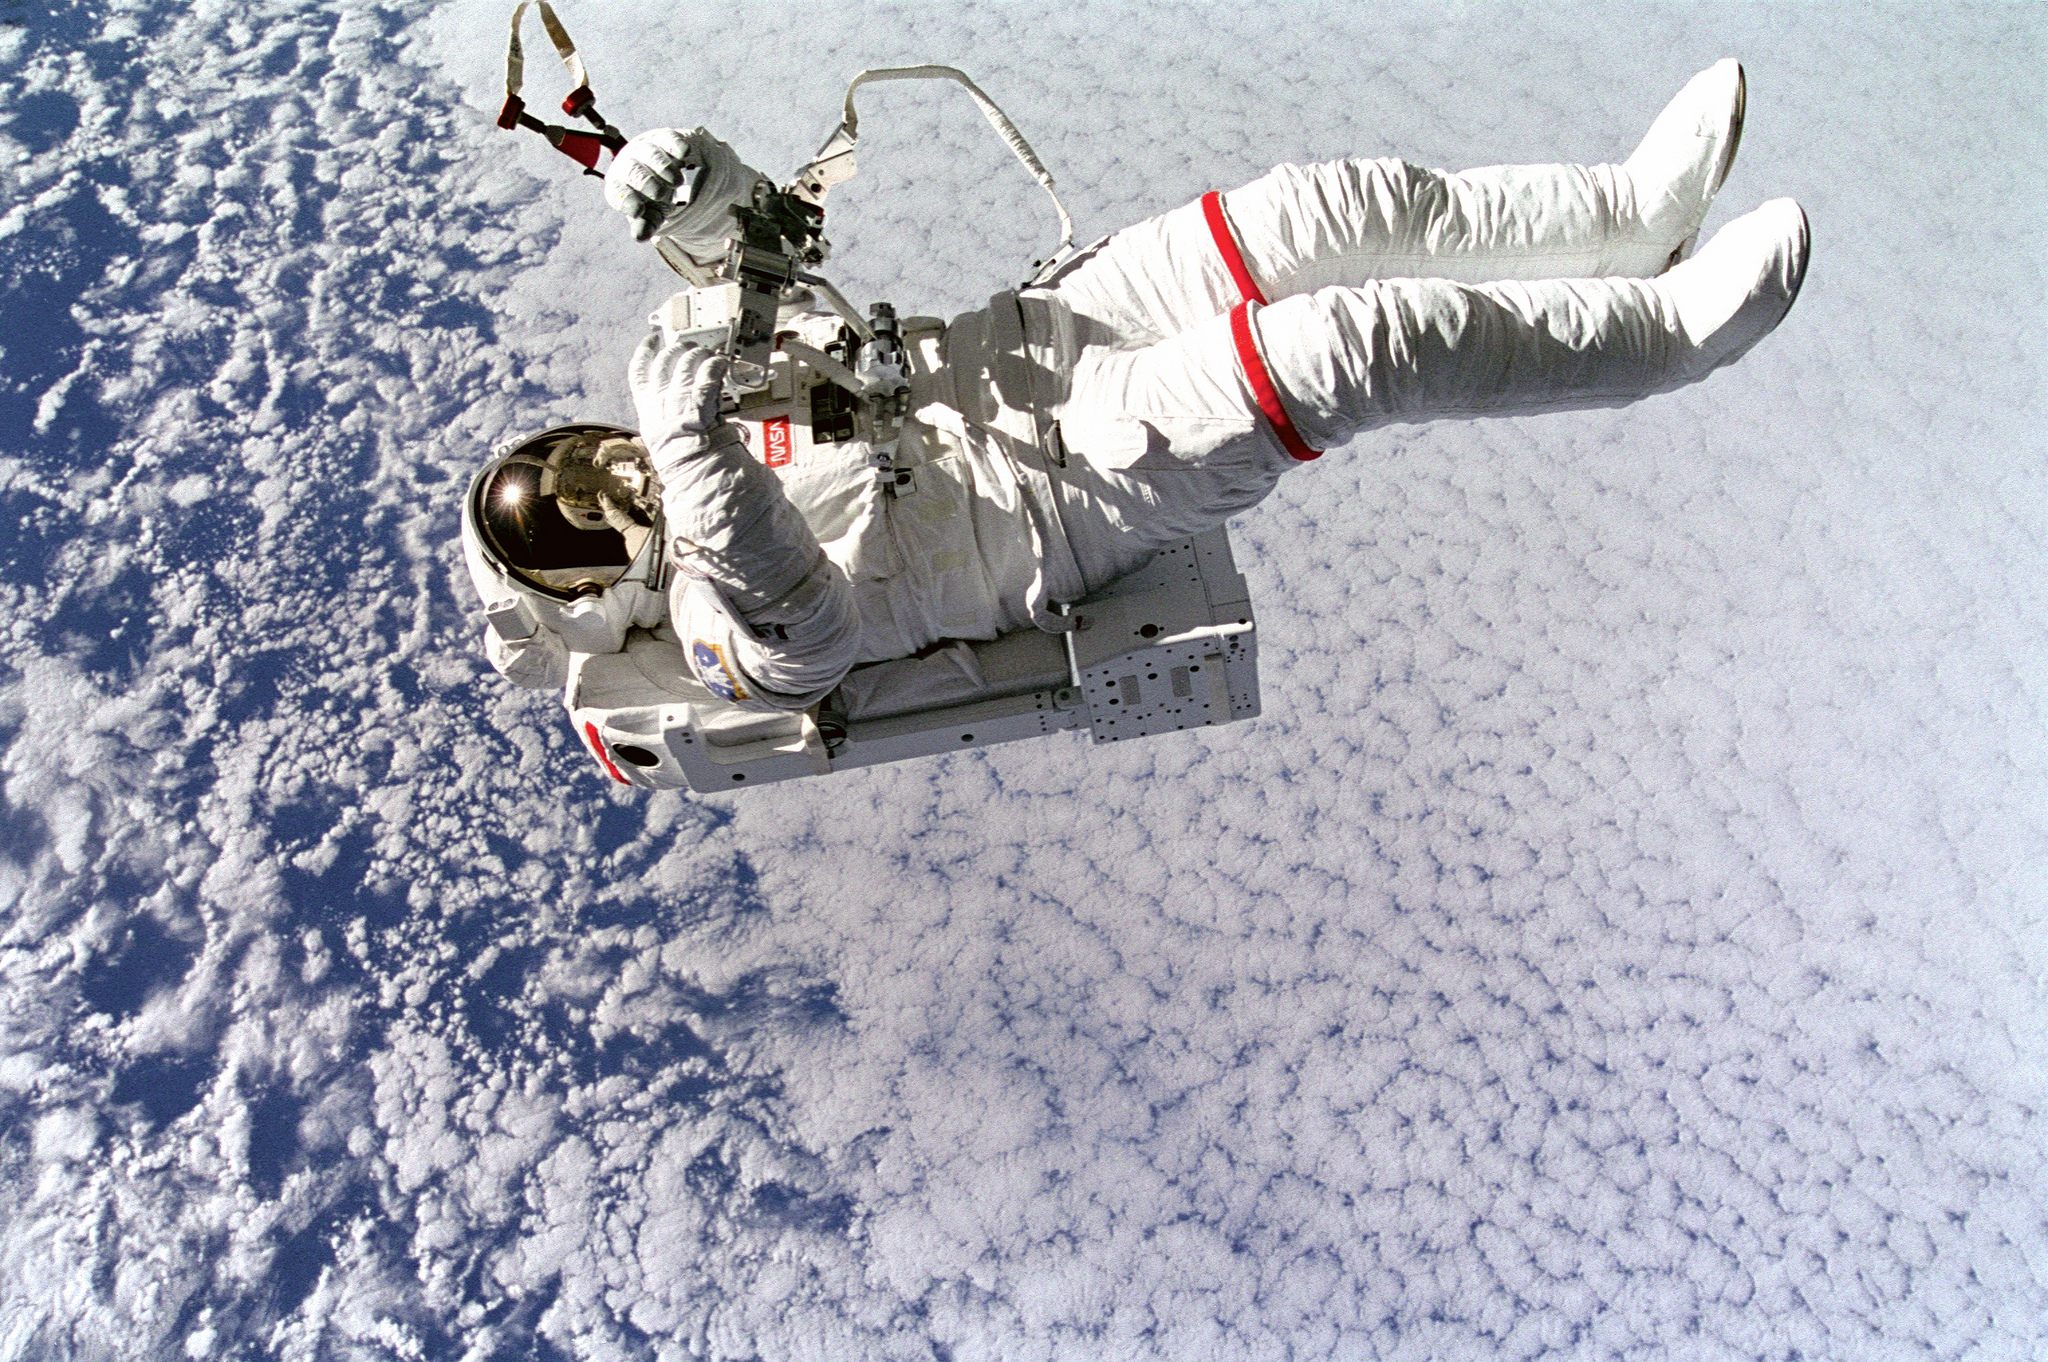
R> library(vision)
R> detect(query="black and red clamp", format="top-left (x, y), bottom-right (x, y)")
top-left (497, 84), bottom-right (626, 176)
top-left (497, 0), bottom-right (628, 177)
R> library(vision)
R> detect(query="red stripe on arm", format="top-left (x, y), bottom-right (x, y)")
top-left (1229, 301), bottom-right (1321, 462)
top-left (1201, 191), bottom-right (1268, 308)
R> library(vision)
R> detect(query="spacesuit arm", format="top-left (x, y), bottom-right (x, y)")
top-left (460, 514), bottom-right (572, 691)
top-left (632, 334), bottom-right (860, 710)
top-left (658, 426), bottom-right (860, 710)
top-left (481, 623), bottom-right (570, 692)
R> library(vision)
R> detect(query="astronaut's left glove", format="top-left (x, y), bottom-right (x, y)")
top-left (605, 128), bottom-right (704, 243)
top-left (605, 127), bottom-right (772, 256)
top-left (628, 330), bottom-right (732, 475)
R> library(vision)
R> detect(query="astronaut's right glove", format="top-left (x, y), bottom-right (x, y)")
top-left (628, 330), bottom-right (732, 474)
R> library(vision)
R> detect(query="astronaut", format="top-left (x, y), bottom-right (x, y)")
top-left (464, 60), bottom-right (1806, 717)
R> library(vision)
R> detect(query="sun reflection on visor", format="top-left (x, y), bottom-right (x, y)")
top-left (471, 425), bottom-right (658, 599)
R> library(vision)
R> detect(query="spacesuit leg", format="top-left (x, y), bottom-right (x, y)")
top-left (1062, 197), bottom-right (1807, 476)
top-left (1042, 61), bottom-right (1744, 342)
top-left (1222, 153), bottom-right (1709, 300)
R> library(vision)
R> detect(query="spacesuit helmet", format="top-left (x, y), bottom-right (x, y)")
top-left (466, 423), bottom-right (660, 599)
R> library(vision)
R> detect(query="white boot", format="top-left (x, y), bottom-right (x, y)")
top-left (1660, 196), bottom-right (1810, 378)
top-left (1201, 62), bottom-right (1749, 305)
top-left (1624, 59), bottom-right (1748, 266)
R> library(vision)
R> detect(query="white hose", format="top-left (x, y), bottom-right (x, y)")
top-left (504, 0), bottom-right (589, 103)
top-left (791, 65), bottom-right (1076, 264)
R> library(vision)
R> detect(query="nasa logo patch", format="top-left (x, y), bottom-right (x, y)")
top-left (690, 638), bottom-right (748, 703)
top-left (762, 415), bottom-right (793, 468)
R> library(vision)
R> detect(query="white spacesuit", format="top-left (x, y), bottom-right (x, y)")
top-left (465, 60), bottom-right (1807, 721)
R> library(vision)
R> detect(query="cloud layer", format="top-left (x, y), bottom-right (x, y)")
top-left (0, 1), bottom-right (2042, 1358)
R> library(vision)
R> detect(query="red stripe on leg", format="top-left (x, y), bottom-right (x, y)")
top-left (1229, 301), bottom-right (1320, 462)
top-left (1201, 190), bottom-right (1268, 307)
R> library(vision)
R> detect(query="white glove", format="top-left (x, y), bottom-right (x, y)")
top-left (605, 128), bottom-right (704, 243)
top-left (606, 127), bottom-right (772, 262)
top-left (629, 330), bottom-right (731, 469)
